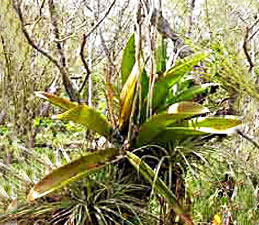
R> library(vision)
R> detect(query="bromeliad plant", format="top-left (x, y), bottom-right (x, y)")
top-left (29, 34), bottom-right (241, 224)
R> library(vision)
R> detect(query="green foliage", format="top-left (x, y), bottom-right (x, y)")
top-left (188, 157), bottom-right (259, 224)
top-left (53, 104), bottom-right (113, 138)
top-left (28, 38), bottom-right (244, 225)
top-left (1, 0), bottom-right (257, 223)
top-left (121, 34), bottom-right (136, 85)
top-left (127, 152), bottom-right (191, 220)
top-left (168, 83), bottom-right (218, 105)
top-left (152, 52), bottom-right (207, 110)
top-left (155, 35), bottom-right (167, 74)
top-left (136, 102), bottom-right (210, 146)
top-left (30, 47), bottom-right (243, 225)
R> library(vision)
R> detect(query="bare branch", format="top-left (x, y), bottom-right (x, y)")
top-left (247, 17), bottom-right (259, 33)
top-left (54, 0), bottom-right (116, 43)
top-left (13, 0), bottom-right (78, 101)
top-left (12, 0), bottom-right (60, 68)
top-left (79, 34), bottom-right (91, 94)
top-left (48, 0), bottom-right (66, 67)
top-left (243, 27), bottom-right (255, 72)
top-left (248, 26), bottom-right (259, 42)
top-left (104, 65), bottom-right (117, 128)
top-left (99, 28), bottom-right (116, 70)
top-left (83, 0), bottom-right (116, 39)
top-left (39, 0), bottom-right (46, 16)
top-left (237, 129), bottom-right (259, 150)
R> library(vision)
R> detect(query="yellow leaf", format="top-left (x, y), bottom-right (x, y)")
top-left (119, 63), bottom-right (139, 129)
top-left (35, 91), bottom-right (77, 110)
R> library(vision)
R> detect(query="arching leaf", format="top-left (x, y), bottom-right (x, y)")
top-left (163, 52), bottom-right (207, 87)
top-left (152, 52), bottom-right (207, 110)
top-left (127, 152), bottom-right (193, 225)
top-left (119, 63), bottom-right (139, 129)
top-left (27, 148), bottom-right (120, 202)
top-left (136, 102), bottom-right (209, 146)
top-left (121, 34), bottom-right (135, 85)
top-left (53, 104), bottom-right (112, 138)
top-left (152, 127), bottom-right (209, 143)
top-left (168, 83), bottom-right (219, 105)
top-left (35, 91), bottom-right (77, 110)
top-left (181, 116), bottom-right (242, 134)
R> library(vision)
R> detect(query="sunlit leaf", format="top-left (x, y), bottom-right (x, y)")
top-left (27, 148), bottom-right (120, 202)
top-left (136, 102), bottom-right (209, 146)
top-left (168, 101), bottom-right (210, 114)
top-left (127, 152), bottom-right (193, 224)
top-left (35, 91), bottom-right (77, 110)
top-left (119, 63), bottom-right (139, 129)
top-left (53, 104), bottom-right (112, 138)
top-left (121, 34), bottom-right (135, 85)
top-left (180, 116), bottom-right (242, 134)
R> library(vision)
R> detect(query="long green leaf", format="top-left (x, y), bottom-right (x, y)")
top-left (163, 52), bottom-right (207, 87)
top-left (27, 148), bottom-right (120, 202)
top-left (136, 102), bottom-right (209, 146)
top-left (127, 152), bottom-right (193, 224)
top-left (121, 34), bottom-right (135, 85)
top-left (152, 52), bottom-right (207, 110)
top-left (155, 35), bottom-right (167, 74)
top-left (169, 83), bottom-right (219, 104)
top-left (141, 116), bottom-right (241, 144)
top-left (53, 104), bottom-right (112, 138)
top-left (141, 68), bottom-right (149, 101)
top-left (180, 116), bottom-right (242, 134)
top-left (35, 91), bottom-right (77, 110)
top-left (152, 127), bottom-right (209, 143)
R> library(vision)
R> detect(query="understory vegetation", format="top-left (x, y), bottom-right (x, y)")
top-left (0, 0), bottom-right (258, 224)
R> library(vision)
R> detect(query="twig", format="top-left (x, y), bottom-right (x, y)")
top-left (48, 0), bottom-right (78, 101)
top-left (79, 34), bottom-right (91, 94)
top-left (13, 0), bottom-right (78, 101)
top-left (248, 26), bottom-right (259, 42)
top-left (99, 29), bottom-right (117, 127)
top-left (12, 0), bottom-right (60, 68)
top-left (39, 0), bottom-right (46, 16)
top-left (0, 35), bottom-right (11, 74)
top-left (99, 28), bottom-right (116, 70)
top-left (237, 129), bottom-right (259, 150)
top-left (145, 1), bottom-right (156, 119)
top-left (243, 27), bottom-right (255, 72)
top-left (78, 0), bottom-right (116, 39)
top-left (104, 65), bottom-right (117, 128)
top-left (248, 17), bottom-right (259, 33)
